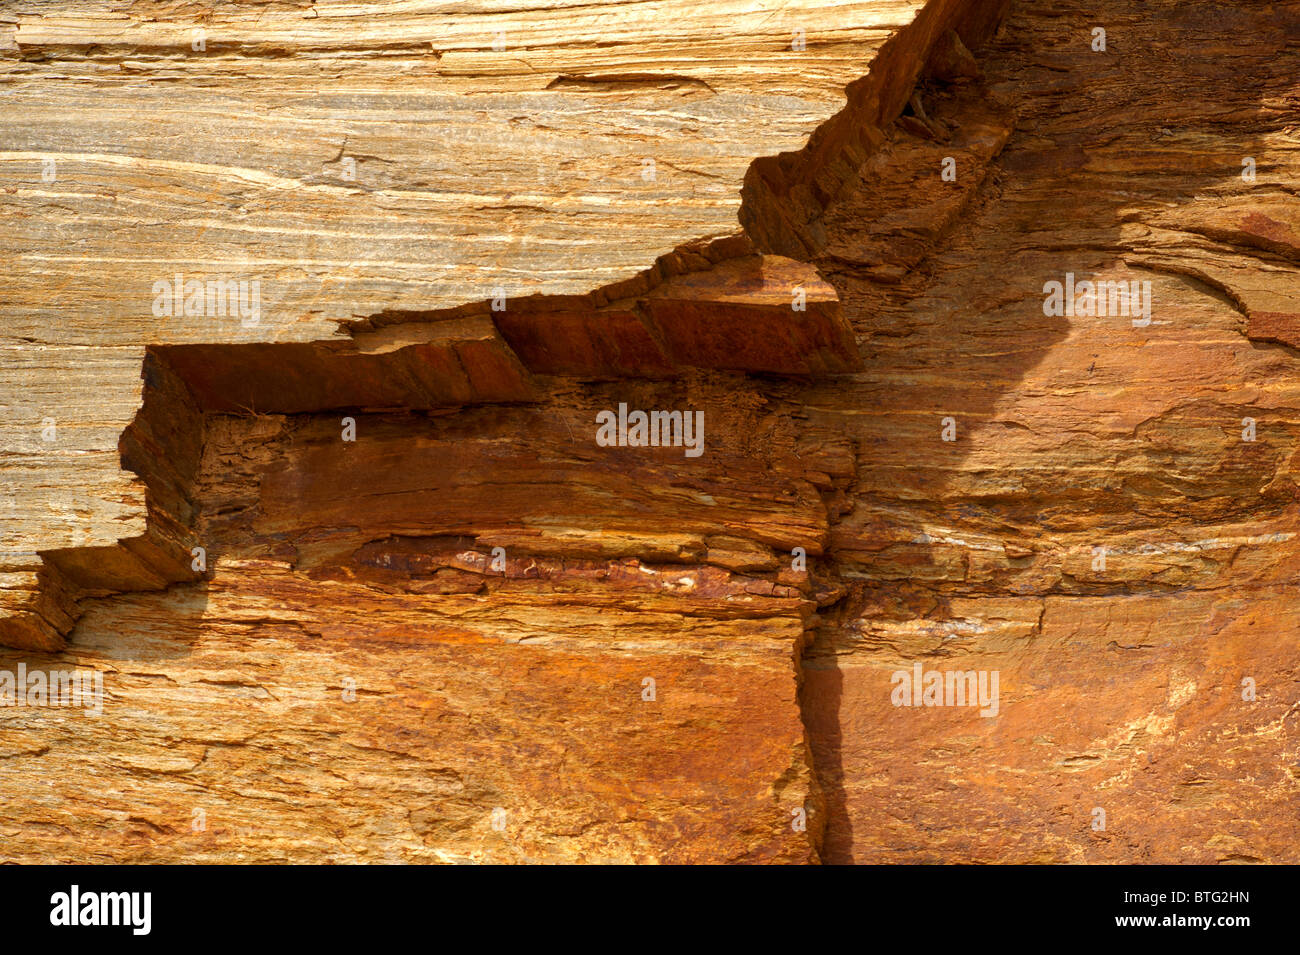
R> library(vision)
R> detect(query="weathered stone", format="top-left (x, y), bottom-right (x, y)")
top-left (1, 0), bottom-right (1298, 866)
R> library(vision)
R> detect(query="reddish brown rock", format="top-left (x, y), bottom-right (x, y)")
top-left (802, 0), bottom-right (1300, 864)
top-left (2, 0), bottom-right (1298, 867)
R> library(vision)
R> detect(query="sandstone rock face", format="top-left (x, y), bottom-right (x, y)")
top-left (1, 0), bottom-right (1298, 864)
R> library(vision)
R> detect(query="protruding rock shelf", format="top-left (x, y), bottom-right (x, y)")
top-left (3, 0), bottom-right (1298, 865)
top-left (1, 0), bottom-right (980, 650)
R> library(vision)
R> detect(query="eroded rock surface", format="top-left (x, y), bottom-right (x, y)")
top-left (802, 0), bottom-right (1300, 863)
top-left (1, 0), bottom-right (1298, 864)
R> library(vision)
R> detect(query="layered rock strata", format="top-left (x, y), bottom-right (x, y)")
top-left (1, 0), bottom-right (1297, 864)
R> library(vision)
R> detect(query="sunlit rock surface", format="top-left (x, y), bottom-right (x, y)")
top-left (1, 0), bottom-right (1297, 863)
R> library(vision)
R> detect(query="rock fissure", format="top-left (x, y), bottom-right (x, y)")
top-left (2, 0), bottom-right (1298, 863)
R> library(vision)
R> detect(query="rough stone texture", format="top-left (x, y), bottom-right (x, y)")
top-left (2, 0), bottom-right (1298, 864)
top-left (802, 0), bottom-right (1300, 863)
top-left (0, 0), bottom-right (896, 637)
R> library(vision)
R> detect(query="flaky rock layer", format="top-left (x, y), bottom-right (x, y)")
top-left (1, 0), bottom-right (1298, 864)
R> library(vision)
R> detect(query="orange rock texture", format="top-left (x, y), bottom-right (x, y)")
top-left (1, 0), bottom-right (1298, 863)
